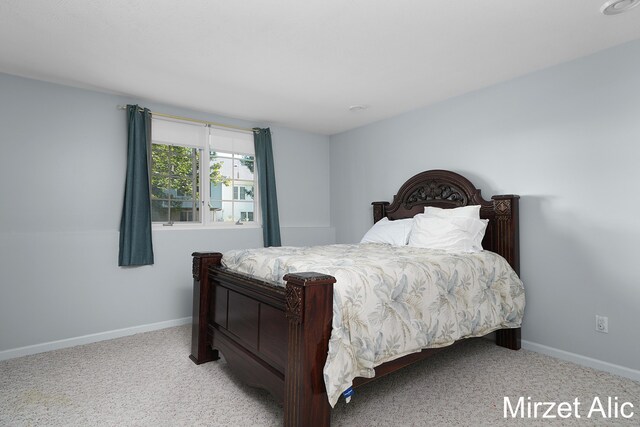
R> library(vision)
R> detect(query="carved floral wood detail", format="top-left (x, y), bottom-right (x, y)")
top-left (285, 285), bottom-right (304, 323)
top-left (405, 181), bottom-right (467, 208)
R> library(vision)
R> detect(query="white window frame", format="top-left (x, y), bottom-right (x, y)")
top-left (150, 117), bottom-right (259, 230)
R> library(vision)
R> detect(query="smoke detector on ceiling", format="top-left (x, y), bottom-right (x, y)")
top-left (601, 0), bottom-right (640, 15)
top-left (348, 105), bottom-right (369, 112)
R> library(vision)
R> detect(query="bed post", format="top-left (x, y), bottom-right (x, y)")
top-left (496, 328), bottom-right (521, 350)
top-left (283, 272), bottom-right (336, 427)
top-left (371, 201), bottom-right (390, 223)
top-left (492, 195), bottom-right (521, 351)
top-left (189, 252), bottom-right (222, 365)
top-left (491, 195), bottom-right (520, 276)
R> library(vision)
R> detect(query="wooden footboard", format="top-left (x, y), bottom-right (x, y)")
top-left (190, 252), bottom-right (336, 426)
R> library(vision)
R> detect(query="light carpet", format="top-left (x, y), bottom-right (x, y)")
top-left (1, 325), bottom-right (639, 426)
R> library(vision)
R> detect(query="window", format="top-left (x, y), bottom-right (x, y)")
top-left (150, 117), bottom-right (257, 226)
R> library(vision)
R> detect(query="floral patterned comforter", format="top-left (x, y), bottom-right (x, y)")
top-left (222, 243), bottom-right (525, 407)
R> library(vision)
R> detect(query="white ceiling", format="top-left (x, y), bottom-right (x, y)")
top-left (1, 1), bottom-right (640, 135)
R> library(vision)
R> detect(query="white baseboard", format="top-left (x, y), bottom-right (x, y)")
top-left (522, 339), bottom-right (640, 382)
top-left (0, 317), bottom-right (192, 362)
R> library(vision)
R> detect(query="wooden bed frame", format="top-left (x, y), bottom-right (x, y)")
top-left (189, 169), bottom-right (521, 426)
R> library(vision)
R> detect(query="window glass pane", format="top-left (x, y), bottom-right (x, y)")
top-left (211, 181), bottom-right (233, 200)
top-left (173, 176), bottom-right (198, 200)
top-left (233, 183), bottom-right (254, 201)
top-left (151, 199), bottom-right (169, 223)
top-left (151, 175), bottom-right (170, 200)
top-left (170, 200), bottom-right (200, 223)
top-left (151, 144), bottom-right (170, 174)
top-left (234, 156), bottom-right (254, 180)
top-left (235, 202), bottom-right (255, 222)
top-left (210, 156), bottom-right (232, 186)
top-left (151, 143), bottom-right (200, 223)
top-left (170, 146), bottom-right (198, 175)
top-left (222, 183), bottom-right (233, 200)
top-left (210, 182), bottom-right (223, 209)
top-left (210, 201), bottom-right (234, 223)
top-left (151, 199), bottom-right (201, 223)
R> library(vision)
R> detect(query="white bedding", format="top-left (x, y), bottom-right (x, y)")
top-left (222, 243), bottom-right (525, 407)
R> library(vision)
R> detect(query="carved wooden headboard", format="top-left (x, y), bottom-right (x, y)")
top-left (371, 170), bottom-right (520, 274)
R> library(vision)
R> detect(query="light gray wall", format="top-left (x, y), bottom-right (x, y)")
top-left (330, 40), bottom-right (640, 371)
top-left (0, 73), bottom-right (333, 351)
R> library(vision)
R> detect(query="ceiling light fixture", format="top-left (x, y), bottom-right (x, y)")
top-left (348, 105), bottom-right (369, 112)
top-left (601, 0), bottom-right (640, 15)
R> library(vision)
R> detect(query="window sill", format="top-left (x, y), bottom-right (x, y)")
top-left (152, 223), bottom-right (261, 231)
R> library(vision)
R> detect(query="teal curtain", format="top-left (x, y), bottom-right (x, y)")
top-left (119, 105), bottom-right (154, 266)
top-left (253, 128), bottom-right (281, 247)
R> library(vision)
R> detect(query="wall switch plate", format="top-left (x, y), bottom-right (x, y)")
top-left (595, 315), bottom-right (608, 333)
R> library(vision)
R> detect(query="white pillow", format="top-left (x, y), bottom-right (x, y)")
top-left (408, 215), bottom-right (488, 252)
top-left (360, 217), bottom-right (414, 246)
top-left (423, 205), bottom-right (480, 219)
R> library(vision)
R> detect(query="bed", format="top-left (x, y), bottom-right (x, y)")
top-left (189, 169), bottom-right (523, 426)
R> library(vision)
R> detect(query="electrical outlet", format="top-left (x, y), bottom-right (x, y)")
top-left (595, 315), bottom-right (608, 333)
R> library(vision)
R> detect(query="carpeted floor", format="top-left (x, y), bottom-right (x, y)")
top-left (1, 326), bottom-right (639, 426)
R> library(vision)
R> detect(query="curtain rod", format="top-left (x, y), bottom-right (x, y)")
top-left (117, 105), bottom-right (256, 133)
